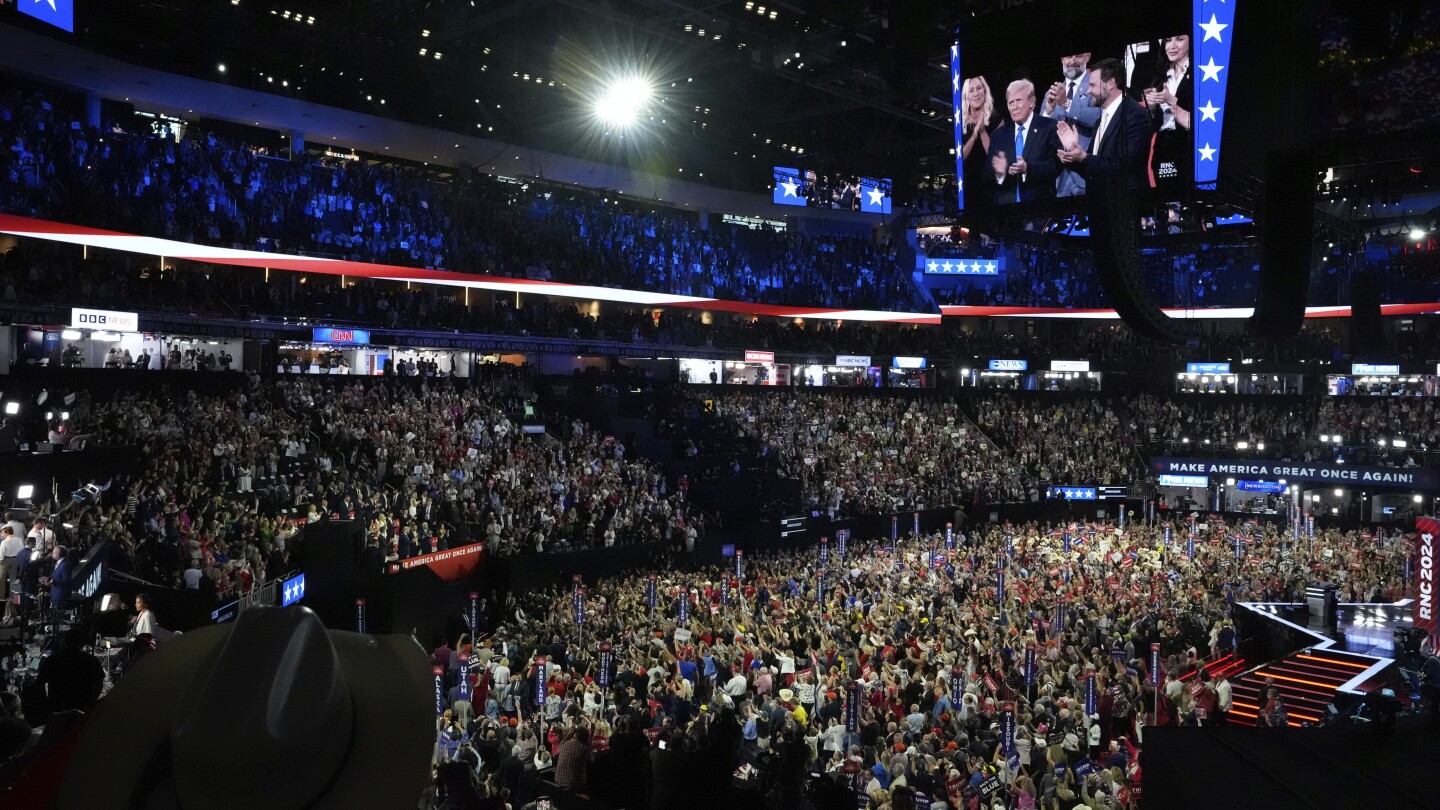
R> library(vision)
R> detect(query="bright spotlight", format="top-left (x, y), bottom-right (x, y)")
top-left (15, 485), bottom-right (33, 500)
top-left (593, 76), bottom-right (654, 127)
top-left (1411, 228), bottom-right (1427, 241)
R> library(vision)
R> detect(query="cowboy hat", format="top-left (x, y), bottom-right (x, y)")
top-left (779, 688), bottom-right (796, 702)
top-left (58, 606), bottom-right (433, 810)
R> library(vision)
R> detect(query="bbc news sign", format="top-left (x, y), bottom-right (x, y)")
top-left (312, 327), bottom-right (371, 345)
top-left (1151, 457), bottom-right (1439, 490)
top-left (70, 308), bottom-right (139, 332)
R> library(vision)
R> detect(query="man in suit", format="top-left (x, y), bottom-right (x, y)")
top-left (1042, 53), bottom-right (1102, 197)
top-left (1056, 58), bottom-right (1152, 191)
top-left (989, 79), bottom-right (1061, 204)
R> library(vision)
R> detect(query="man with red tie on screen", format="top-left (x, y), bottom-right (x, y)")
top-left (989, 79), bottom-right (1061, 204)
top-left (1056, 58), bottom-right (1151, 189)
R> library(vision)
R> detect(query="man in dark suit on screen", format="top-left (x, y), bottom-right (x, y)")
top-left (1056, 58), bottom-right (1151, 189)
top-left (989, 79), bottom-right (1061, 204)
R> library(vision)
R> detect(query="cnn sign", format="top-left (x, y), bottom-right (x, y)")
top-left (70, 308), bottom-right (139, 332)
top-left (311, 327), bottom-right (371, 345)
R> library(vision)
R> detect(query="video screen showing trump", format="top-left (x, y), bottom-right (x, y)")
top-left (956, 34), bottom-right (1195, 208)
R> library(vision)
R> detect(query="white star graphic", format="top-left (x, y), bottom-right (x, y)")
top-left (780, 178), bottom-right (799, 197)
top-left (866, 186), bottom-right (886, 207)
top-left (985, 262), bottom-right (997, 274)
top-left (941, 261), bottom-right (953, 273)
top-left (953, 72), bottom-right (960, 93)
top-left (951, 44), bottom-right (958, 59)
top-left (1199, 57), bottom-right (1225, 82)
top-left (957, 179), bottom-right (964, 191)
top-left (928, 261), bottom-right (938, 272)
top-left (954, 110), bottom-right (962, 126)
top-left (1199, 14), bottom-right (1228, 42)
top-left (1198, 100), bottom-right (1220, 121)
top-left (1198, 143), bottom-right (1217, 161)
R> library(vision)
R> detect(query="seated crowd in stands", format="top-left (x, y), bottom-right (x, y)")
top-left (0, 83), bottom-right (912, 312)
top-left (44, 373), bottom-right (699, 612)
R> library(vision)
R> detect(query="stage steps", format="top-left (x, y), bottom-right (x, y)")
top-left (1229, 648), bottom-right (1374, 727)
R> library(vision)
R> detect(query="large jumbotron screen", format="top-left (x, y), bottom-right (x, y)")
top-left (950, 0), bottom-right (1235, 211)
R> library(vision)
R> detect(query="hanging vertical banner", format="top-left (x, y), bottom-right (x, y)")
top-left (845, 681), bottom-right (861, 733)
top-left (356, 598), bottom-right (367, 634)
top-left (1086, 674), bottom-right (1098, 716)
top-left (1234, 535), bottom-right (1244, 560)
top-left (838, 529), bottom-right (849, 558)
top-left (1293, 511), bottom-right (1301, 541)
top-left (950, 38), bottom-right (965, 211)
top-left (1024, 643), bottom-right (1037, 686)
top-left (434, 666), bottom-right (446, 717)
top-left (950, 667), bottom-right (965, 703)
top-left (913, 512), bottom-right (921, 538)
top-left (1063, 531), bottom-right (1071, 554)
top-left (736, 549), bottom-right (745, 581)
top-left (1415, 516), bottom-right (1438, 647)
top-left (468, 591), bottom-right (479, 640)
top-left (1187, 533), bottom-right (1196, 559)
top-left (1150, 642), bottom-right (1162, 686)
top-left (820, 536), bottom-right (829, 565)
top-left (891, 515), bottom-right (899, 542)
top-left (678, 587), bottom-right (689, 623)
top-left (946, 522), bottom-right (954, 549)
top-left (647, 574), bottom-right (657, 611)
top-left (1307, 514), bottom-right (1315, 538)
top-left (457, 654), bottom-right (471, 702)
top-left (534, 656), bottom-right (548, 706)
top-left (1163, 526), bottom-right (1172, 549)
top-left (1006, 534), bottom-right (1014, 556)
top-left (598, 642), bottom-right (614, 689)
top-left (574, 586), bottom-right (586, 625)
top-left (817, 570), bottom-right (825, 604)
top-left (1055, 602), bottom-right (1066, 633)
top-left (721, 576), bottom-right (730, 606)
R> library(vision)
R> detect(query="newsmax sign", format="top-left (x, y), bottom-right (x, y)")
top-left (1150, 457), bottom-right (1438, 490)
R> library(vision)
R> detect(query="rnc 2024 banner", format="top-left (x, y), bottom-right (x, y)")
top-left (1417, 517), bottom-right (1438, 645)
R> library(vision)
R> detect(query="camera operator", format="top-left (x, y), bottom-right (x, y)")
top-left (0, 527), bottom-right (20, 623)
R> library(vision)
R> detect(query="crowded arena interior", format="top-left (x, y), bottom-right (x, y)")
top-left (1, 1), bottom-right (1439, 809)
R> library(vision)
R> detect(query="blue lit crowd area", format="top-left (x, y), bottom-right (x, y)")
top-left (0, 2), bottom-right (1438, 810)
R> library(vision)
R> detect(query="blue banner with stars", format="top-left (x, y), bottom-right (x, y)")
top-left (919, 256), bottom-right (1005, 275)
top-left (1193, 0), bottom-right (1237, 187)
top-left (280, 573), bottom-right (306, 607)
top-left (950, 39), bottom-right (965, 211)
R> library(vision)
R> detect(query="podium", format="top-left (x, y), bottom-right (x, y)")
top-left (1305, 581), bottom-right (1338, 633)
